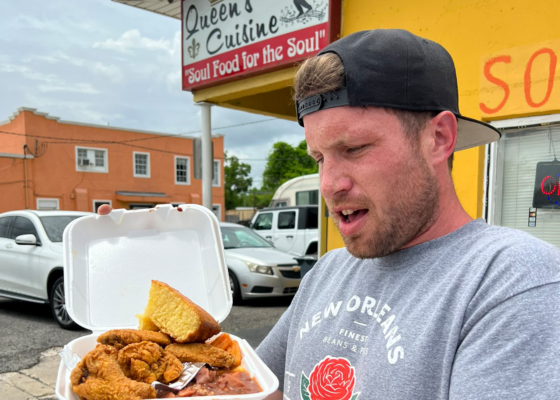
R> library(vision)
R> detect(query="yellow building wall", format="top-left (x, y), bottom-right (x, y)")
top-left (194, 0), bottom-right (560, 253)
top-left (323, 0), bottom-right (560, 251)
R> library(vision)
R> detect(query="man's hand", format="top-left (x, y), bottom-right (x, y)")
top-left (97, 204), bottom-right (113, 215)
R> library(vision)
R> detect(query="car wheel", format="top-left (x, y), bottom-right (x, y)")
top-left (50, 277), bottom-right (78, 330)
top-left (228, 271), bottom-right (242, 305)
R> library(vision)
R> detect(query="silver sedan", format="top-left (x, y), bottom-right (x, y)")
top-left (220, 222), bottom-right (301, 303)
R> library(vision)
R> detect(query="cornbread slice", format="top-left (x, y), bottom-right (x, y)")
top-left (136, 314), bottom-right (160, 332)
top-left (144, 280), bottom-right (221, 343)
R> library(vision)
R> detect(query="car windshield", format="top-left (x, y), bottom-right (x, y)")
top-left (39, 216), bottom-right (82, 242)
top-left (221, 226), bottom-right (273, 249)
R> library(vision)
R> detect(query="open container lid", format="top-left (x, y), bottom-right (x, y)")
top-left (63, 204), bottom-right (232, 332)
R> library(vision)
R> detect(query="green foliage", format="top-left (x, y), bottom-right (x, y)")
top-left (262, 140), bottom-right (318, 192)
top-left (224, 152), bottom-right (253, 210)
top-left (239, 188), bottom-right (273, 209)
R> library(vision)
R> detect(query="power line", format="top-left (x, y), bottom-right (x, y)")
top-left (0, 130), bottom-right (315, 162)
top-left (121, 118), bottom-right (277, 143)
top-left (0, 117), bottom-right (277, 146)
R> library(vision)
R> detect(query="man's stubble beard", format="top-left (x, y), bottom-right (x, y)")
top-left (331, 149), bottom-right (440, 259)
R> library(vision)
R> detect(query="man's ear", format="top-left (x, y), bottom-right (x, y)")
top-left (425, 111), bottom-right (457, 168)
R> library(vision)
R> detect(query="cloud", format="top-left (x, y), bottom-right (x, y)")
top-left (15, 14), bottom-right (67, 34)
top-left (55, 52), bottom-right (86, 67)
top-left (92, 62), bottom-right (124, 83)
top-left (0, 63), bottom-right (59, 83)
top-left (21, 55), bottom-right (59, 64)
top-left (38, 83), bottom-right (100, 94)
top-left (93, 29), bottom-right (176, 55)
top-left (71, 109), bottom-right (124, 126)
top-left (0, 0), bottom-right (306, 192)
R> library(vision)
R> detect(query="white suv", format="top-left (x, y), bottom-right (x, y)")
top-left (0, 210), bottom-right (91, 329)
top-left (251, 206), bottom-right (318, 257)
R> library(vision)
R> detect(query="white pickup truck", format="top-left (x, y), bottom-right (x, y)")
top-left (250, 206), bottom-right (318, 257)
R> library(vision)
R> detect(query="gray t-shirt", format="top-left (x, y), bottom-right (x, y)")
top-left (257, 219), bottom-right (560, 399)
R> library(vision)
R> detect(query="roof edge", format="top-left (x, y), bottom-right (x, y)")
top-left (4, 107), bottom-right (224, 140)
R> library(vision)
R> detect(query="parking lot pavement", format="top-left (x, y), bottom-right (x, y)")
top-left (0, 348), bottom-right (59, 400)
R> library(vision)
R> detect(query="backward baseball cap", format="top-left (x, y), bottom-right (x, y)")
top-left (296, 29), bottom-right (501, 152)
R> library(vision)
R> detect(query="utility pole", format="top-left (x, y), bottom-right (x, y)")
top-left (197, 102), bottom-right (213, 211)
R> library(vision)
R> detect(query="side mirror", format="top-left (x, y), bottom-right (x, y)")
top-left (15, 234), bottom-right (39, 246)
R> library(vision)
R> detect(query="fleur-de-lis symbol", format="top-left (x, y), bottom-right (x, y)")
top-left (188, 38), bottom-right (200, 59)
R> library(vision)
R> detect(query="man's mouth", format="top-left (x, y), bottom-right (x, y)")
top-left (339, 209), bottom-right (369, 224)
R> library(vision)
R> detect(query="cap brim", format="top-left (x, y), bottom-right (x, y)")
top-left (456, 116), bottom-right (501, 151)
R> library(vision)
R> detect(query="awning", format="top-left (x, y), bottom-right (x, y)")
top-left (116, 191), bottom-right (171, 203)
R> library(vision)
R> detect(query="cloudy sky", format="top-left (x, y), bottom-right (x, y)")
top-left (0, 0), bottom-right (305, 188)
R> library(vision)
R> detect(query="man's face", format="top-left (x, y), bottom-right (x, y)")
top-left (305, 106), bottom-right (439, 258)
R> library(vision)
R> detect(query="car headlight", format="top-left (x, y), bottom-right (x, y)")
top-left (244, 261), bottom-right (273, 275)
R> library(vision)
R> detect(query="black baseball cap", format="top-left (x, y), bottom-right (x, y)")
top-left (296, 29), bottom-right (501, 151)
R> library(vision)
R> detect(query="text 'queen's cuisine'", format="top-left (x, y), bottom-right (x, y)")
top-left (70, 280), bottom-right (262, 399)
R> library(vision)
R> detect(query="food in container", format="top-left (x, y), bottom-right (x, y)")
top-left (55, 205), bottom-right (279, 400)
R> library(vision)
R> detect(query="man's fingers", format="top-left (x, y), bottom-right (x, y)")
top-left (97, 204), bottom-right (113, 215)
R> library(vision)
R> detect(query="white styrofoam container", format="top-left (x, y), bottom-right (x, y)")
top-left (55, 204), bottom-right (279, 400)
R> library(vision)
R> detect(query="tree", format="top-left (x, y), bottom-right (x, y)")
top-left (248, 188), bottom-right (273, 208)
top-left (262, 140), bottom-right (318, 192)
top-left (224, 152), bottom-right (253, 210)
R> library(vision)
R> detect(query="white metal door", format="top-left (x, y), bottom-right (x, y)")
top-left (252, 212), bottom-right (275, 244)
top-left (274, 210), bottom-right (300, 254)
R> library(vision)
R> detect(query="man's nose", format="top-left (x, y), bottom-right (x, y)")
top-left (320, 158), bottom-right (352, 199)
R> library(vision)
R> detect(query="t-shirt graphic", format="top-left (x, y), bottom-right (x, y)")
top-left (301, 356), bottom-right (359, 400)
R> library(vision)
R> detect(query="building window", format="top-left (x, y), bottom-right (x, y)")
top-left (212, 204), bottom-right (222, 221)
top-left (93, 200), bottom-right (112, 213)
top-left (37, 198), bottom-right (59, 210)
top-left (129, 203), bottom-right (155, 210)
top-left (133, 152), bottom-right (150, 178)
top-left (213, 160), bottom-right (220, 187)
top-left (95, 150), bottom-right (105, 167)
top-left (488, 120), bottom-right (560, 248)
top-left (175, 156), bottom-right (191, 185)
top-left (76, 146), bottom-right (108, 173)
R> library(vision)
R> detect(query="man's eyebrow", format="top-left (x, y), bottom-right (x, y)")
top-left (307, 148), bottom-right (320, 157)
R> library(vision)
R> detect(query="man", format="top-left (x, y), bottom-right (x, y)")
top-left (97, 29), bottom-right (560, 399)
top-left (254, 29), bottom-right (560, 399)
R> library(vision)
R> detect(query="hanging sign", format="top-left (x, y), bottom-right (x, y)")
top-left (533, 160), bottom-right (560, 209)
top-left (181, 0), bottom-right (341, 91)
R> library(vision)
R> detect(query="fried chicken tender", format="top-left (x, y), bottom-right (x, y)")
top-left (118, 341), bottom-right (183, 384)
top-left (165, 343), bottom-right (235, 369)
top-left (70, 344), bottom-right (156, 400)
top-left (97, 329), bottom-right (171, 350)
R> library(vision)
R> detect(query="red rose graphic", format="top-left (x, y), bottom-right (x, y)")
top-left (307, 357), bottom-right (356, 400)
